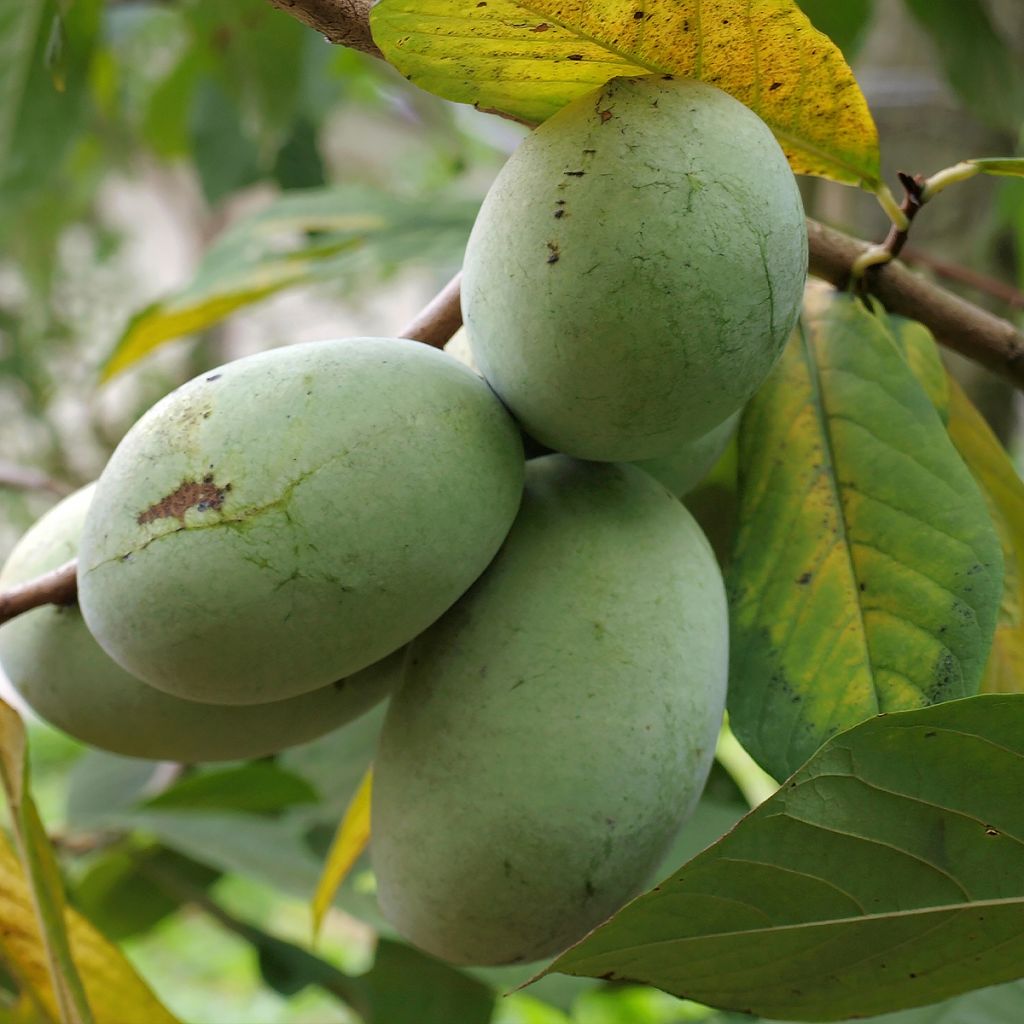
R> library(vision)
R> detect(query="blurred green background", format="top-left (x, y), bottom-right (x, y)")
top-left (1, 1), bottom-right (1023, 1021)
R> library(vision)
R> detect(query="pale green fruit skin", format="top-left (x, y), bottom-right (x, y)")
top-left (0, 486), bottom-right (403, 761)
top-left (633, 410), bottom-right (739, 497)
top-left (372, 455), bottom-right (728, 966)
top-left (463, 75), bottom-right (807, 461)
top-left (78, 338), bottom-right (524, 704)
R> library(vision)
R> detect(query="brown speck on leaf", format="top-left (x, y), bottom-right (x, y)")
top-left (770, 81), bottom-right (782, 91)
top-left (531, 22), bottom-right (548, 31)
top-left (797, 572), bottom-right (812, 585)
top-left (567, 53), bottom-right (584, 61)
top-left (138, 475), bottom-right (230, 525)
top-left (599, 109), bottom-right (613, 123)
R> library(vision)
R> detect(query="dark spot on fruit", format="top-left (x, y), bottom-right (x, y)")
top-left (138, 476), bottom-right (230, 525)
top-left (332, 678), bottom-right (348, 692)
top-left (564, 170), bottom-right (585, 177)
top-left (547, 241), bottom-right (560, 264)
top-left (205, 374), bottom-right (222, 382)
top-left (584, 878), bottom-right (596, 898)
top-left (554, 209), bottom-right (565, 218)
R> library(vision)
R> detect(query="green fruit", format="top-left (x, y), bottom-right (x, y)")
top-left (462, 75), bottom-right (807, 461)
top-left (78, 338), bottom-right (524, 704)
top-left (634, 410), bottom-right (739, 497)
top-left (372, 455), bottom-right (728, 966)
top-left (0, 486), bottom-right (402, 761)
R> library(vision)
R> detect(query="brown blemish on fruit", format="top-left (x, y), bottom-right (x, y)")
top-left (138, 475), bottom-right (230, 525)
top-left (547, 241), bottom-right (560, 264)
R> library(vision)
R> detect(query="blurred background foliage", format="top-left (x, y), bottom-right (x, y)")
top-left (0, 1), bottom-right (1023, 1021)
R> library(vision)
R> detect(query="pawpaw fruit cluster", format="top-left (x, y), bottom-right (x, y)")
top-left (0, 74), bottom-right (804, 965)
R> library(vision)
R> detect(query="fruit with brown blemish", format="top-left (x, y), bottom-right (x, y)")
top-left (78, 338), bottom-right (524, 705)
top-left (462, 74), bottom-right (807, 461)
top-left (0, 485), bottom-right (402, 760)
top-left (372, 455), bottom-right (728, 966)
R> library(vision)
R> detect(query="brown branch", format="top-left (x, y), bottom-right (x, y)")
top-left (0, 462), bottom-right (73, 496)
top-left (265, 0), bottom-right (381, 56)
top-left (901, 246), bottom-right (1024, 311)
top-left (398, 272), bottom-right (463, 348)
top-left (0, 560), bottom-right (78, 626)
top-left (807, 219), bottom-right (1024, 388)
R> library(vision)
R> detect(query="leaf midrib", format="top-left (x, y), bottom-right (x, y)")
top-left (798, 319), bottom-right (878, 719)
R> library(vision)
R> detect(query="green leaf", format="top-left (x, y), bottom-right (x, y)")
top-left (970, 158), bottom-right (1024, 179)
top-left (72, 846), bottom-right (220, 942)
top-left (370, 0), bottom-right (881, 189)
top-left (365, 940), bottom-right (496, 1024)
top-left (796, 0), bottom-right (874, 56)
top-left (728, 290), bottom-right (1003, 780)
top-left (0, 699), bottom-right (93, 1024)
top-left (141, 763), bottom-right (318, 815)
top-left (880, 312), bottom-right (950, 423)
top-left (545, 694), bottom-right (1024, 1020)
top-left (0, 0), bottom-right (99, 220)
top-left (903, 0), bottom-right (1024, 134)
top-left (188, 76), bottom-right (262, 203)
top-left (103, 185), bottom-right (477, 377)
top-left (945, 380), bottom-right (1024, 697)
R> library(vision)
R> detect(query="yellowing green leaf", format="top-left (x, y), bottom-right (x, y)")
top-left (311, 767), bottom-right (373, 939)
top-left (881, 311), bottom-right (950, 423)
top-left (102, 186), bottom-right (477, 378)
top-left (371, 0), bottom-right (881, 187)
top-left (0, 831), bottom-right (179, 1024)
top-left (0, 700), bottom-right (92, 1024)
top-left (946, 379), bottom-right (1024, 695)
top-left (728, 292), bottom-right (1003, 780)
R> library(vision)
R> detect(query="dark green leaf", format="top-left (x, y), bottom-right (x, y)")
top-left (141, 763), bottom-right (317, 815)
top-left (728, 290), bottom-right (1003, 780)
top-left (365, 940), bottom-right (495, 1024)
top-left (72, 847), bottom-right (220, 942)
top-left (0, 0), bottom-right (99, 219)
top-left (546, 695), bottom-right (1024, 1020)
top-left (188, 76), bottom-right (261, 204)
top-left (903, 0), bottom-right (1024, 134)
top-left (797, 0), bottom-right (874, 56)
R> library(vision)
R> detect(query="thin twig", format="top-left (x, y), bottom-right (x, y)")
top-left (901, 247), bottom-right (1024, 311)
top-left (0, 560), bottom-right (78, 626)
top-left (0, 462), bottom-right (73, 496)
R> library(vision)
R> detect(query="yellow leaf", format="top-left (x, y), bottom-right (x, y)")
top-left (0, 702), bottom-right (91, 1024)
top-left (371, 0), bottom-right (880, 187)
top-left (947, 380), bottom-right (1024, 695)
top-left (311, 768), bottom-right (373, 940)
top-left (0, 832), bottom-right (179, 1024)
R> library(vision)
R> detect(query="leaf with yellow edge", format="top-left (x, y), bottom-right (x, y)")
top-left (371, 0), bottom-right (880, 188)
top-left (0, 700), bottom-right (92, 1024)
top-left (102, 186), bottom-right (477, 378)
top-left (0, 830), bottom-right (180, 1024)
top-left (946, 379), bottom-right (1024, 696)
top-left (728, 291), bottom-right (1003, 780)
top-left (311, 767), bottom-right (373, 940)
